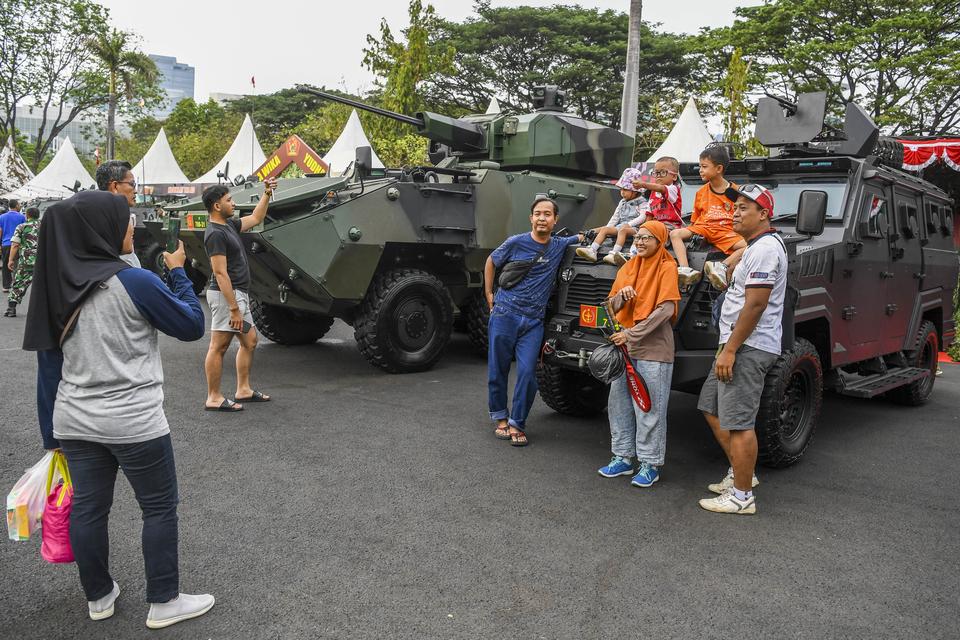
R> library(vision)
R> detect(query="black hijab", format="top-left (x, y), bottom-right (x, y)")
top-left (23, 190), bottom-right (132, 351)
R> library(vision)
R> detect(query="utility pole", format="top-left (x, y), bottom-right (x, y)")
top-left (619, 0), bottom-right (643, 141)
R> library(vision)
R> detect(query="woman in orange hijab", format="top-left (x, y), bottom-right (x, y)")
top-left (597, 220), bottom-right (681, 488)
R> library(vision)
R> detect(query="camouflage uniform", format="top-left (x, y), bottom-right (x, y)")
top-left (8, 219), bottom-right (38, 306)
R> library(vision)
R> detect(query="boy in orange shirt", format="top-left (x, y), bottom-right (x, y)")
top-left (669, 145), bottom-right (745, 288)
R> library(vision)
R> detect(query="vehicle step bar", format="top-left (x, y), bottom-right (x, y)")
top-left (837, 366), bottom-right (929, 398)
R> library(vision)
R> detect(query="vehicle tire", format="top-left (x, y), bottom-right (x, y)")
top-left (889, 320), bottom-right (938, 406)
top-left (250, 296), bottom-right (335, 345)
top-left (535, 362), bottom-right (608, 417)
top-left (143, 242), bottom-right (165, 277)
top-left (354, 268), bottom-right (453, 373)
top-left (873, 137), bottom-right (904, 168)
top-left (183, 264), bottom-right (207, 296)
top-left (755, 337), bottom-right (823, 468)
top-left (464, 291), bottom-right (489, 354)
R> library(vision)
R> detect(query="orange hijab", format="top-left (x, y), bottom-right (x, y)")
top-left (608, 220), bottom-right (681, 328)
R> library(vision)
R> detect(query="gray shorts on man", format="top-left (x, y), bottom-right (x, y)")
top-left (697, 345), bottom-right (778, 430)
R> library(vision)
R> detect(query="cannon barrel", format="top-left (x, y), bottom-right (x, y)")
top-left (297, 85), bottom-right (487, 152)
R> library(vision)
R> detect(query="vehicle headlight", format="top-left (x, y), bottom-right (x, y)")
top-left (560, 267), bottom-right (574, 282)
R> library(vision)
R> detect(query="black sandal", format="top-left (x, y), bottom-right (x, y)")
top-left (510, 431), bottom-right (528, 447)
top-left (205, 398), bottom-right (243, 412)
top-left (234, 390), bottom-right (271, 403)
top-left (494, 426), bottom-right (511, 440)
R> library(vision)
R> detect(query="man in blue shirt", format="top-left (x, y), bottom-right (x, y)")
top-left (483, 196), bottom-right (583, 446)
top-left (0, 199), bottom-right (26, 291)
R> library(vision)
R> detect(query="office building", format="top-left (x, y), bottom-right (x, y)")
top-left (149, 54), bottom-right (196, 118)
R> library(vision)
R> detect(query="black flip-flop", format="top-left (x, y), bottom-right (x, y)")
top-left (234, 391), bottom-right (271, 403)
top-left (510, 431), bottom-right (529, 447)
top-left (205, 398), bottom-right (243, 412)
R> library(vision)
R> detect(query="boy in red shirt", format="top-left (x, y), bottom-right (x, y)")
top-left (631, 156), bottom-right (683, 230)
top-left (669, 146), bottom-right (745, 288)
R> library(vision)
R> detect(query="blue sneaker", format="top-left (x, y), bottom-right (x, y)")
top-left (598, 456), bottom-right (633, 478)
top-left (631, 462), bottom-right (660, 487)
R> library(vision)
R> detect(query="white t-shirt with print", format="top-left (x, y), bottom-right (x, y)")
top-left (718, 231), bottom-right (788, 355)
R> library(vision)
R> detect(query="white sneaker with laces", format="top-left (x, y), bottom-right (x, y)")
top-left (707, 468), bottom-right (759, 494)
top-left (576, 246), bottom-right (599, 262)
top-left (699, 489), bottom-right (756, 514)
top-left (89, 581), bottom-right (121, 621)
top-left (704, 261), bottom-right (729, 290)
top-left (677, 266), bottom-right (701, 286)
top-left (146, 593), bottom-right (216, 629)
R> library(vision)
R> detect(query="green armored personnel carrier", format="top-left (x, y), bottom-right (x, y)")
top-left (161, 85), bottom-right (632, 372)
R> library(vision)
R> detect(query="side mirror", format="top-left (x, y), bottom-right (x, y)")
top-left (796, 190), bottom-right (827, 236)
top-left (355, 146), bottom-right (372, 179)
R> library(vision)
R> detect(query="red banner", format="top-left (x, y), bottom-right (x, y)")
top-left (898, 138), bottom-right (960, 172)
top-left (254, 135), bottom-right (328, 181)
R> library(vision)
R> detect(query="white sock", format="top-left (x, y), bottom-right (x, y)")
top-left (612, 244), bottom-right (622, 253)
top-left (732, 488), bottom-right (752, 501)
top-left (590, 242), bottom-right (600, 252)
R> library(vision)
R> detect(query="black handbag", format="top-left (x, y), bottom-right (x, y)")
top-left (497, 246), bottom-right (547, 290)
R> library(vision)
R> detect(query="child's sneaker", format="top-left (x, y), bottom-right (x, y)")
top-left (699, 489), bottom-right (756, 515)
top-left (576, 246), bottom-right (599, 262)
top-left (707, 468), bottom-right (759, 494)
top-left (602, 251), bottom-right (627, 266)
top-left (598, 456), bottom-right (633, 478)
top-left (704, 261), bottom-right (729, 290)
top-left (630, 462), bottom-right (660, 487)
top-left (677, 266), bottom-right (701, 286)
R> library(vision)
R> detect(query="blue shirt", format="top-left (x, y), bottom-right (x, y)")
top-left (490, 232), bottom-right (580, 318)
top-left (0, 210), bottom-right (26, 246)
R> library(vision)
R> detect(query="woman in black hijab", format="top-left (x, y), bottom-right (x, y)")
top-left (25, 190), bottom-right (215, 629)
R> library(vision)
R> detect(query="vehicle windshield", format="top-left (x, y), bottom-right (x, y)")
top-left (679, 180), bottom-right (848, 220)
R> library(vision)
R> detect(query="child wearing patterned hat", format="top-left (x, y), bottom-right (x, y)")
top-left (576, 167), bottom-right (649, 266)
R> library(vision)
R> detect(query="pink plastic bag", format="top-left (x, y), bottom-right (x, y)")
top-left (40, 452), bottom-right (74, 563)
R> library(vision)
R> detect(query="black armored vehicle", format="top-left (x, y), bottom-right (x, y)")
top-left (539, 92), bottom-right (958, 467)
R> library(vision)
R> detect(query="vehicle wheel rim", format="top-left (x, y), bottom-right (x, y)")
top-left (393, 297), bottom-right (436, 351)
top-left (919, 334), bottom-right (937, 396)
top-left (780, 367), bottom-right (810, 445)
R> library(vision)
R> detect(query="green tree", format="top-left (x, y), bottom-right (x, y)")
top-left (226, 88), bottom-right (329, 152)
top-left (701, 0), bottom-right (960, 135)
top-left (0, 0), bottom-right (111, 170)
top-left (87, 28), bottom-right (159, 160)
top-left (362, 0), bottom-right (454, 136)
top-left (418, 2), bottom-right (700, 135)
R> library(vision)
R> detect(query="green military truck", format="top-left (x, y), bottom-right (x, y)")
top-left (539, 92), bottom-right (958, 467)
top-left (155, 85), bottom-right (632, 373)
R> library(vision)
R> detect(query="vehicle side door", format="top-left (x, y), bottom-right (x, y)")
top-left (883, 188), bottom-right (924, 353)
top-left (835, 183), bottom-right (890, 363)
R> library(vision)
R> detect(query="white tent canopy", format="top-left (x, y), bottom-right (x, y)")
top-left (132, 128), bottom-right (189, 185)
top-left (5, 137), bottom-right (94, 200)
top-left (322, 109), bottom-right (384, 175)
top-left (647, 97), bottom-right (714, 163)
top-left (0, 136), bottom-right (34, 194)
top-left (194, 114), bottom-right (266, 183)
top-left (485, 97), bottom-right (501, 114)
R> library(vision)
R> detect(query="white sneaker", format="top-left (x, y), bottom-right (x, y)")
top-left (677, 266), bottom-right (701, 286)
top-left (602, 251), bottom-right (627, 266)
top-left (699, 489), bottom-right (756, 515)
top-left (576, 246), bottom-right (599, 262)
top-left (89, 581), bottom-right (121, 621)
top-left (146, 593), bottom-right (216, 629)
top-left (707, 468), bottom-right (760, 494)
top-left (704, 261), bottom-right (729, 290)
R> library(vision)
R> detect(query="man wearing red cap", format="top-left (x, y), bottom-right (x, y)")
top-left (697, 184), bottom-right (787, 515)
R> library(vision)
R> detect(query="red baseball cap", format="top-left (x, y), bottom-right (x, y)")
top-left (735, 184), bottom-right (775, 217)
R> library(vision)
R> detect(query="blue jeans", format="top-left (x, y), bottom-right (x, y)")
top-left (608, 359), bottom-right (673, 465)
top-left (487, 308), bottom-right (544, 431)
top-left (60, 435), bottom-right (180, 603)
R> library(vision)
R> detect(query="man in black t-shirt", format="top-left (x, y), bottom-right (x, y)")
top-left (201, 178), bottom-right (277, 412)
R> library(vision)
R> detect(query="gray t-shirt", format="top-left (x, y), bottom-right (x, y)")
top-left (53, 275), bottom-right (168, 443)
top-left (719, 232), bottom-right (787, 355)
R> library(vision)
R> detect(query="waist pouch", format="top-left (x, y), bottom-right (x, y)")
top-left (497, 245), bottom-right (547, 290)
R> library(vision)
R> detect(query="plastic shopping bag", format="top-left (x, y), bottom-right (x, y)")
top-left (41, 451), bottom-right (74, 563)
top-left (6, 451), bottom-right (55, 541)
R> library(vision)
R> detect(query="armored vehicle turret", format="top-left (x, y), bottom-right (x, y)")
top-left (157, 86), bottom-right (633, 372)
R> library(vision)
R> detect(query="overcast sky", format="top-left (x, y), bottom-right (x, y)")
top-left (96, 0), bottom-right (762, 101)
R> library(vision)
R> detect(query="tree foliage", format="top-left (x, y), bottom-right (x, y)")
top-left (701, 0), bottom-right (960, 136)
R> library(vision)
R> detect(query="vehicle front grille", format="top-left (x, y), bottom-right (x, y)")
top-left (565, 273), bottom-right (614, 312)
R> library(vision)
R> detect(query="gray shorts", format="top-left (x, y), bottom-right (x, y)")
top-left (697, 344), bottom-right (779, 430)
top-left (206, 288), bottom-right (254, 333)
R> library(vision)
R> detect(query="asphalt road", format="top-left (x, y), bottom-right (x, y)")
top-left (1, 294), bottom-right (958, 639)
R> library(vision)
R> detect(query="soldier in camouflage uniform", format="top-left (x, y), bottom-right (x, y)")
top-left (5, 206), bottom-right (39, 317)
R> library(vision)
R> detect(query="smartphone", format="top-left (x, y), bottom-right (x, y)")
top-left (241, 320), bottom-right (252, 333)
top-left (166, 217), bottom-right (181, 253)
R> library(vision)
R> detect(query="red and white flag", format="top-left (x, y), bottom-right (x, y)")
top-left (94, 147), bottom-right (101, 166)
